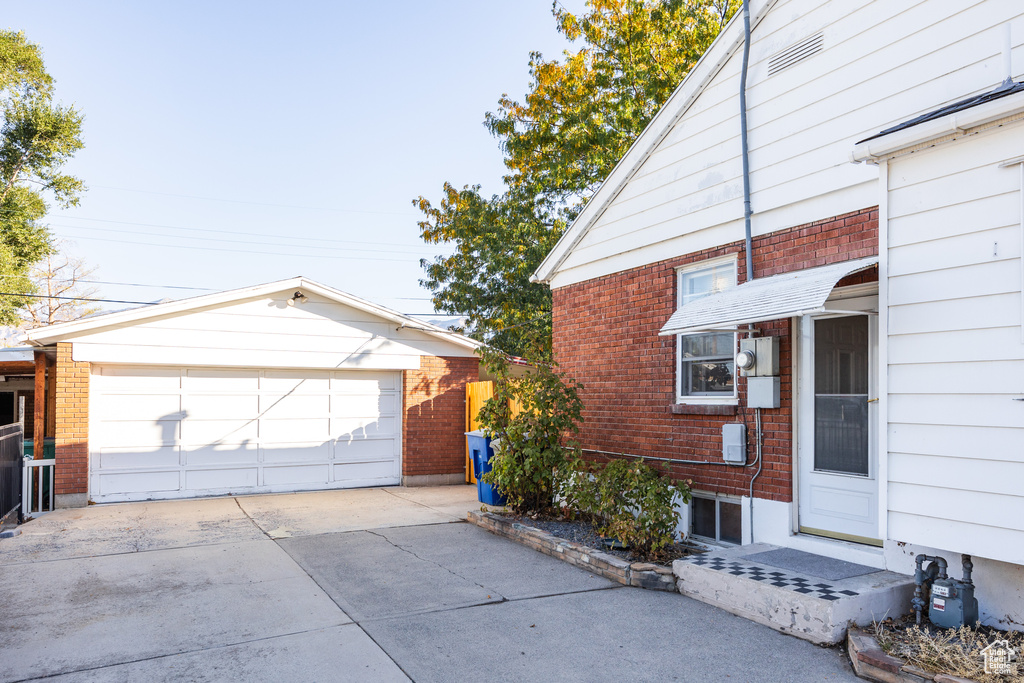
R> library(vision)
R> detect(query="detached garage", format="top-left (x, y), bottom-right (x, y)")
top-left (24, 277), bottom-right (481, 506)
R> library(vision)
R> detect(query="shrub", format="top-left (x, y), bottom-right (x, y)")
top-left (559, 457), bottom-right (691, 560)
top-left (477, 348), bottom-right (584, 513)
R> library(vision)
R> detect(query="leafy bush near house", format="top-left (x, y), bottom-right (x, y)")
top-left (477, 348), bottom-right (584, 513)
top-left (559, 457), bottom-right (691, 560)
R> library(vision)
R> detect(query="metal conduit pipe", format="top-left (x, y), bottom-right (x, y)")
top-left (740, 0), bottom-right (754, 283)
top-left (581, 448), bottom-right (759, 468)
top-left (748, 407), bottom-right (764, 543)
top-left (738, 0), bottom-right (760, 543)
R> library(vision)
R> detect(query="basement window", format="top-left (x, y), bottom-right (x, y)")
top-left (691, 493), bottom-right (742, 545)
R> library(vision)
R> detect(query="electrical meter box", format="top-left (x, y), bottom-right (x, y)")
top-left (722, 424), bottom-right (746, 464)
top-left (747, 376), bottom-right (781, 409)
top-left (739, 337), bottom-right (780, 377)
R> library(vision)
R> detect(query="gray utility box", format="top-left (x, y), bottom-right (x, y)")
top-left (722, 423), bottom-right (746, 464)
top-left (747, 376), bottom-right (781, 409)
top-left (929, 577), bottom-right (979, 629)
top-left (739, 337), bottom-right (780, 377)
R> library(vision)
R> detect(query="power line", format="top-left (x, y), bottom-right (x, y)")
top-left (75, 279), bottom-right (214, 291)
top-left (51, 214), bottom-right (434, 249)
top-left (1, 273), bottom-right (432, 297)
top-left (0, 274), bottom-right (216, 291)
top-left (51, 223), bottom-right (435, 256)
top-left (90, 184), bottom-right (421, 217)
top-left (0, 292), bottom-right (155, 305)
top-left (50, 233), bottom-right (426, 262)
top-left (3, 291), bottom-right (451, 313)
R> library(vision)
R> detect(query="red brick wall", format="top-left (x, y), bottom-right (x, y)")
top-left (402, 355), bottom-right (479, 477)
top-left (551, 208), bottom-right (878, 502)
top-left (54, 342), bottom-right (89, 497)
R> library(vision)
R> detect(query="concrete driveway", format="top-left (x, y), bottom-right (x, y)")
top-left (0, 486), bottom-right (859, 682)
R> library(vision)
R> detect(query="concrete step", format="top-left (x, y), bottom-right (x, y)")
top-left (672, 543), bottom-right (915, 644)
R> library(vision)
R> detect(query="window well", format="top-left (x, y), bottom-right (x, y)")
top-left (691, 494), bottom-right (742, 545)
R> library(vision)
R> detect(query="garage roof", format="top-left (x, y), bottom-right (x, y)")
top-left (659, 257), bottom-right (878, 336)
top-left (24, 276), bottom-right (484, 351)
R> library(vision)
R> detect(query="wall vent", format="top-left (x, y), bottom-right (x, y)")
top-left (767, 32), bottom-right (824, 77)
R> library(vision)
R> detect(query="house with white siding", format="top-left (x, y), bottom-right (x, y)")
top-left (534, 0), bottom-right (1024, 630)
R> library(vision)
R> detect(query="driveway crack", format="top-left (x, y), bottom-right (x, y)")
top-left (364, 528), bottom-right (507, 601)
top-left (233, 497), bottom-right (272, 539)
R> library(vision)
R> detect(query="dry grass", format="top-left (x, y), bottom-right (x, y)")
top-left (872, 620), bottom-right (1024, 682)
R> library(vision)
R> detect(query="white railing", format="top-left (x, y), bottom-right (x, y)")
top-left (22, 458), bottom-right (55, 517)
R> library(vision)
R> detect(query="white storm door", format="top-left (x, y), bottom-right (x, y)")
top-left (797, 312), bottom-right (881, 545)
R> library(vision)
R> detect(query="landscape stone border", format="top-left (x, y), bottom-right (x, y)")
top-left (847, 627), bottom-right (975, 683)
top-left (467, 510), bottom-right (677, 591)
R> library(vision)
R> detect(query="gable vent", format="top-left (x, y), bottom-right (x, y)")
top-left (767, 32), bottom-right (824, 77)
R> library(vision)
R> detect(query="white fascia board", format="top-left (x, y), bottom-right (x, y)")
top-left (25, 276), bottom-right (484, 353)
top-left (531, 0), bottom-right (780, 285)
top-left (295, 280), bottom-right (484, 352)
top-left (851, 90), bottom-right (1024, 163)
top-left (24, 276), bottom-right (307, 345)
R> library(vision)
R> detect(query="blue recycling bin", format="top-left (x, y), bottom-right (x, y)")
top-left (466, 431), bottom-right (507, 506)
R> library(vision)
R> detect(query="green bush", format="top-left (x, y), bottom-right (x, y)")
top-left (558, 457), bottom-right (691, 560)
top-left (477, 349), bottom-right (584, 514)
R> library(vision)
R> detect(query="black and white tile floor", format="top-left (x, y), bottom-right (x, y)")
top-left (678, 555), bottom-right (861, 601)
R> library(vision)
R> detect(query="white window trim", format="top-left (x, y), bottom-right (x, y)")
top-left (690, 491), bottom-right (743, 546)
top-left (675, 255), bottom-right (739, 405)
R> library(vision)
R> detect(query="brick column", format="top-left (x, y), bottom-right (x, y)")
top-left (402, 355), bottom-right (479, 486)
top-left (54, 342), bottom-right (89, 508)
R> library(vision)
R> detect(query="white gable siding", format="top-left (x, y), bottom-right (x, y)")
top-left (549, 0), bottom-right (1024, 288)
top-left (67, 291), bottom-right (476, 369)
top-left (885, 121), bottom-right (1024, 567)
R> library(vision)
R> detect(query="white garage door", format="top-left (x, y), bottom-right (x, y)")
top-left (89, 366), bottom-right (401, 502)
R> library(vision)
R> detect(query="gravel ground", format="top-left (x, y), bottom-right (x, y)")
top-left (499, 513), bottom-right (694, 565)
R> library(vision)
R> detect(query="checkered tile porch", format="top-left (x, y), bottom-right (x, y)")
top-left (679, 555), bottom-right (861, 600)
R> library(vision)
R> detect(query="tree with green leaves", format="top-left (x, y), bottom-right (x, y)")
top-left (0, 30), bottom-right (85, 325)
top-left (416, 0), bottom-right (738, 358)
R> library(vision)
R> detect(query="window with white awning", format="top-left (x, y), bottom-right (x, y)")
top-left (659, 257), bottom-right (879, 336)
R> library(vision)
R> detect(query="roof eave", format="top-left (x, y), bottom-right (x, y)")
top-left (24, 276), bottom-right (484, 352)
top-left (852, 88), bottom-right (1024, 163)
top-left (24, 276), bottom-right (307, 345)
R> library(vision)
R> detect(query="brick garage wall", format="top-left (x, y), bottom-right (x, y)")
top-left (54, 342), bottom-right (89, 500)
top-left (402, 355), bottom-right (479, 477)
top-left (551, 208), bottom-right (878, 502)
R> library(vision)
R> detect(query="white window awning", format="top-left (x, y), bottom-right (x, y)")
top-left (659, 257), bottom-right (879, 336)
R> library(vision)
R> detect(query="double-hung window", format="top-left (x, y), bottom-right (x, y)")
top-left (676, 258), bottom-right (738, 401)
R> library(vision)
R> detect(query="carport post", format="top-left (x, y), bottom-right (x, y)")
top-left (33, 351), bottom-right (46, 458)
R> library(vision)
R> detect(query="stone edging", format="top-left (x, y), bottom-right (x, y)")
top-left (467, 510), bottom-right (677, 592)
top-left (847, 628), bottom-right (975, 683)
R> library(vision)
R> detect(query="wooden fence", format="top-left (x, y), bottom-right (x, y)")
top-left (465, 381), bottom-right (524, 483)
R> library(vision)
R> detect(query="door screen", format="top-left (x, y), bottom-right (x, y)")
top-left (813, 316), bottom-right (869, 476)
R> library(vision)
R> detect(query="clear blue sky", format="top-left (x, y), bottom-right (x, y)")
top-left (5, 1), bottom-right (586, 316)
